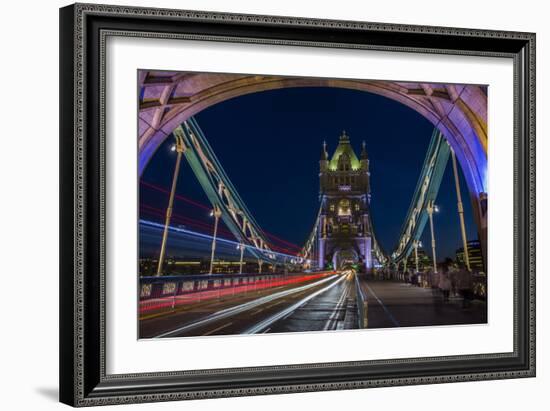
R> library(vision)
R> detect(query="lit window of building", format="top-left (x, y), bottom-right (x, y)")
top-left (338, 199), bottom-right (351, 216)
top-left (456, 240), bottom-right (485, 272)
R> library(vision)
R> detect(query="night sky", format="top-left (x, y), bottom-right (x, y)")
top-left (140, 86), bottom-right (478, 261)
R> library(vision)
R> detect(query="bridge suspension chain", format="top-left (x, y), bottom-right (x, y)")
top-left (175, 118), bottom-right (302, 266)
top-left (169, 119), bottom-right (445, 272)
top-left (390, 129), bottom-right (450, 267)
top-left (299, 206), bottom-right (322, 266)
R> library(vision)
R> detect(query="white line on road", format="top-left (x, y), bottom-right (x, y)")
top-left (244, 274), bottom-right (348, 334)
top-left (266, 301), bottom-right (284, 309)
top-left (323, 278), bottom-right (350, 331)
top-left (203, 322), bottom-right (233, 336)
top-left (250, 308), bottom-right (264, 316)
top-left (154, 274), bottom-right (338, 338)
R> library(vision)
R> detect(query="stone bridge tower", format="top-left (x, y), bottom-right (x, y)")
top-left (318, 131), bottom-right (373, 271)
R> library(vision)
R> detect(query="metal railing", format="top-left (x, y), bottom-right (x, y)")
top-left (139, 271), bottom-right (334, 316)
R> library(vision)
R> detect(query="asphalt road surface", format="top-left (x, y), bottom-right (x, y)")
top-left (140, 272), bottom-right (356, 338)
top-left (139, 274), bottom-right (487, 339)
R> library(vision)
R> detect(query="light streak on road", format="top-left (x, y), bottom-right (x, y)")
top-left (244, 274), bottom-right (348, 334)
top-left (154, 274), bottom-right (338, 338)
top-left (323, 273), bottom-right (352, 330)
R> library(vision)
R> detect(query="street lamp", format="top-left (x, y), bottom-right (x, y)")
top-left (426, 200), bottom-right (438, 274)
top-left (208, 205), bottom-right (222, 274)
top-left (237, 243), bottom-right (245, 274)
top-left (450, 148), bottom-right (471, 270)
top-left (413, 240), bottom-right (419, 272)
top-left (156, 128), bottom-right (187, 276)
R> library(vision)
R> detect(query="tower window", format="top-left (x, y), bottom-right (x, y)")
top-left (338, 199), bottom-right (351, 216)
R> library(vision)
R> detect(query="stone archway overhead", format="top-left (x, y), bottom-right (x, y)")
top-left (138, 71), bottom-right (487, 196)
top-left (138, 70), bottom-right (489, 267)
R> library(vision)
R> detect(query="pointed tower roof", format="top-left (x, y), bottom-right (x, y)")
top-left (329, 130), bottom-right (360, 170)
top-left (320, 140), bottom-right (328, 160)
top-left (361, 140), bottom-right (368, 160)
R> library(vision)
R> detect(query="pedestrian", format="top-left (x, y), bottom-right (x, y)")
top-left (413, 271), bottom-right (419, 286)
top-left (457, 268), bottom-right (473, 308)
top-left (431, 268), bottom-right (440, 290)
top-left (439, 272), bottom-right (452, 302)
top-left (429, 267), bottom-right (440, 298)
top-left (448, 267), bottom-right (459, 297)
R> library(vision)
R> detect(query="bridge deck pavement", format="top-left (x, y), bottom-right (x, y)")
top-left (266, 272), bottom-right (357, 334)
top-left (140, 273), bottom-right (356, 338)
top-left (363, 280), bottom-right (487, 329)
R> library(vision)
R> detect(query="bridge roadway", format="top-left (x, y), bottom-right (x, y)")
top-left (139, 273), bottom-right (487, 339)
top-left (140, 271), bottom-right (357, 338)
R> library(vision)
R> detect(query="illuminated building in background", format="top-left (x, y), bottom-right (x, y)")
top-left (139, 256), bottom-right (266, 276)
top-left (318, 131), bottom-right (373, 271)
top-left (406, 248), bottom-right (433, 272)
top-left (456, 240), bottom-right (485, 273)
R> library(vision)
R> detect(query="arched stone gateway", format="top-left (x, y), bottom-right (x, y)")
top-left (138, 71), bottom-right (488, 263)
top-left (331, 248), bottom-right (361, 271)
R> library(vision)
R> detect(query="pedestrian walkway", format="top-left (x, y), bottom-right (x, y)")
top-left (363, 280), bottom-right (487, 329)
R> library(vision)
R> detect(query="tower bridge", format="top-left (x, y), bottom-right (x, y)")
top-left (318, 131), bottom-right (374, 271)
top-left (139, 117), bottom-right (487, 338)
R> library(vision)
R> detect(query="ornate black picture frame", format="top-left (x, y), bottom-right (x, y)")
top-left (59, 3), bottom-right (535, 407)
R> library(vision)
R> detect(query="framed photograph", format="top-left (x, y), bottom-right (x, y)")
top-left (59, 3), bottom-right (535, 407)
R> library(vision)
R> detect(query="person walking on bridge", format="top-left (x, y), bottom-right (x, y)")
top-left (456, 267), bottom-right (473, 308)
top-left (439, 271), bottom-right (452, 303)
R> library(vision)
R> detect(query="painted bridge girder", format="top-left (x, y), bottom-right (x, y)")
top-left (176, 118), bottom-right (301, 266)
top-left (390, 129), bottom-right (450, 264)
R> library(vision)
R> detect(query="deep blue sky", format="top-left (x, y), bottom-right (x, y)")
top-left (141, 87), bottom-right (478, 261)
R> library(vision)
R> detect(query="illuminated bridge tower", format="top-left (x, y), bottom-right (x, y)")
top-left (318, 131), bottom-right (373, 272)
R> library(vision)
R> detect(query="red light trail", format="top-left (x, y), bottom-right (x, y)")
top-left (140, 180), bottom-right (302, 253)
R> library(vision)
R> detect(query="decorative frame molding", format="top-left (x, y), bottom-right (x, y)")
top-left (59, 3), bottom-right (535, 407)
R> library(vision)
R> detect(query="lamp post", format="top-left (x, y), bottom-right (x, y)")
top-left (413, 240), bottom-right (419, 272)
top-left (208, 205), bottom-right (222, 274)
top-left (156, 129), bottom-right (186, 276)
top-left (237, 243), bottom-right (245, 274)
top-left (451, 149), bottom-right (471, 270)
top-left (427, 201), bottom-right (438, 274)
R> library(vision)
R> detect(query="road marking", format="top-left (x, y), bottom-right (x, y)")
top-left (250, 308), bottom-right (264, 316)
top-left (154, 274), bottom-right (338, 338)
top-left (203, 322), bottom-right (233, 336)
top-left (262, 327), bottom-right (271, 334)
top-left (364, 282), bottom-right (400, 327)
top-left (244, 274), bottom-right (348, 334)
top-left (266, 301), bottom-right (283, 309)
top-left (323, 279), bottom-right (350, 331)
